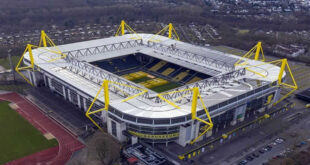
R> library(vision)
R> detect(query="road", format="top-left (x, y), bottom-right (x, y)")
top-left (187, 98), bottom-right (310, 165)
top-left (239, 109), bottom-right (310, 165)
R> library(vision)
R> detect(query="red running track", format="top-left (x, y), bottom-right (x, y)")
top-left (0, 92), bottom-right (84, 165)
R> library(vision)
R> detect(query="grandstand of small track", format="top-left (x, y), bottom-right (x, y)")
top-left (91, 53), bottom-right (212, 93)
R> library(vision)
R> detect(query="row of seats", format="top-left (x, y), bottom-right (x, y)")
top-left (146, 59), bottom-right (210, 84)
top-left (92, 55), bottom-right (211, 84)
top-left (91, 55), bottom-right (141, 73)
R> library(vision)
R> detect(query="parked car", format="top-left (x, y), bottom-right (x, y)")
top-left (238, 160), bottom-right (247, 165)
top-left (264, 145), bottom-right (272, 151)
top-left (259, 149), bottom-right (265, 154)
top-left (275, 138), bottom-right (284, 144)
top-left (246, 155), bottom-right (254, 161)
top-left (270, 142), bottom-right (277, 146)
top-left (252, 152), bottom-right (259, 158)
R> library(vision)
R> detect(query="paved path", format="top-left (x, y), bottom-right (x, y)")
top-left (0, 92), bottom-right (84, 165)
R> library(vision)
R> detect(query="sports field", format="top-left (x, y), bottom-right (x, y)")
top-left (122, 71), bottom-right (181, 93)
top-left (0, 101), bottom-right (58, 164)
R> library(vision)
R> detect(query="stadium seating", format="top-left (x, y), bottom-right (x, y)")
top-left (92, 55), bottom-right (143, 74)
top-left (179, 70), bottom-right (196, 82)
top-left (149, 61), bottom-right (167, 72)
top-left (186, 77), bottom-right (202, 84)
top-left (162, 68), bottom-right (175, 76)
top-left (172, 71), bottom-right (189, 82)
top-left (92, 55), bottom-right (212, 91)
top-left (145, 59), bottom-right (160, 68)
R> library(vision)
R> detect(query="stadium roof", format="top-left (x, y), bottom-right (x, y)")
top-left (23, 34), bottom-right (284, 119)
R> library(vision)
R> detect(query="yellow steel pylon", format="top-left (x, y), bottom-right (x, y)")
top-left (157, 87), bottom-right (213, 144)
top-left (15, 31), bottom-right (66, 86)
top-left (86, 80), bottom-right (148, 132)
top-left (85, 80), bottom-right (109, 132)
top-left (243, 58), bottom-right (297, 106)
top-left (148, 23), bottom-right (180, 42)
top-left (190, 87), bottom-right (213, 144)
top-left (15, 44), bottom-right (37, 86)
top-left (39, 30), bottom-right (66, 62)
top-left (273, 58), bottom-right (298, 105)
top-left (235, 42), bottom-right (265, 66)
top-left (115, 20), bottom-right (141, 39)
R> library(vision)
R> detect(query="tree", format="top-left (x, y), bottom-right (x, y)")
top-left (89, 132), bottom-right (121, 165)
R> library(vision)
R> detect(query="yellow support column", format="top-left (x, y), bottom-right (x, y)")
top-left (254, 42), bottom-right (262, 61)
top-left (168, 23), bottom-right (173, 39)
top-left (104, 80), bottom-right (109, 110)
top-left (235, 41), bottom-right (265, 66)
top-left (121, 20), bottom-right (125, 36)
top-left (191, 87), bottom-right (199, 119)
top-left (114, 20), bottom-right (141, 39)
top-left (85, 81), bottom-right (106, 132)
top-left (40, 30), bottom-right (47, 47)
top-left (148, 23), bottom-right (180, 42)
top-left (278, 58), bottom-right (287, 84)
top-left (27, 44), bottom-right (34, 68)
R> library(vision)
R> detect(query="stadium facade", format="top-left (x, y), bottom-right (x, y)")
top-left (21, 33), bottom-right (284, 146)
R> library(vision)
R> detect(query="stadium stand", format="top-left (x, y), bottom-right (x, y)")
top-left (179, 70), bottom-right (196, 83)
top-left (145, 59), bottom-right (160, 68)
top-left (92, 55), bottom-right (143, 74)
top-left (92, 54), bottom-right (211, 91)
top-left (172, 70), bottom-right (189, 82)
top-left (162, 68), bottom-right (175, 76)
top-left (149, 61), bottom-right (167, 72)
top-left (187, 77), bottom-right (202, 84)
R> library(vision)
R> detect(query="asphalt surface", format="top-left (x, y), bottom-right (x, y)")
top-left (28, 87), bottom-right (92, 129)
top-left (240, 109), bottom-right (310, 165)
top-left (197, 99), bottom-right (310, 165)
top-left (158, 97), bottom-right (309, 165)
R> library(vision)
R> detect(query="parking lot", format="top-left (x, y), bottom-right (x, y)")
top-left (235, 107), bottom-right (310, 165)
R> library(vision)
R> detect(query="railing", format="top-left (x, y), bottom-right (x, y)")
top-left (154, 68), bottom-right (247, 104)
top-left (64, 39), bottom-right (143, 59)
top-left (146, 41), bottom-right (235, 72)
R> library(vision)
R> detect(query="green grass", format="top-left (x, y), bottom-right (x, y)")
top-left (0, 56), bottom-right (20, 69)
top-left (0, 101), bottom-right (58, 164)
top-left (0, 84), bottom-right (30, 94)
top-left (150, 82), bottom-right (181, 93)
top-left (131, 76), bottom-right (152, 83)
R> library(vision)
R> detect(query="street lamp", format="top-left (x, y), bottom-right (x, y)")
top-left (8, 49), bottom-right (15, 82)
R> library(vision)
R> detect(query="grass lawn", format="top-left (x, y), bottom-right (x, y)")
top-left (0, 101), bottom-right (58, 164)
top-left (0, 84), bottom-right (30, 94)
top-left (150, 82), bottom-right (181, 93)
top-left (0, 56), bottom-right (20, 69)
top-left (131, 76), bottom-right (152, 83)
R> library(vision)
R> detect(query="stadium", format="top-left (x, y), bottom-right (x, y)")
top-left (16, 22), bottom-right (295, 147)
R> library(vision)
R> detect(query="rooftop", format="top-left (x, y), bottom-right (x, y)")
top-left (23, 34), bottom-right (284, 120)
